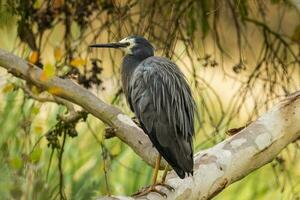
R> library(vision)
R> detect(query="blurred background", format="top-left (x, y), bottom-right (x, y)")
top-left (0, 0), bottom-right (299, 199)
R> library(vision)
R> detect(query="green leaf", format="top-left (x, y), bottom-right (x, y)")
top-left (33, 0), bottom-right (43, 9)
top-left (31, 106), bottom-right (40, 115)
top-left (30, 148), bottom-right (42, 163)
top-left (111, 143), bottom-right (121, 156)
top-left (9, 157), bottom-right (23, 170)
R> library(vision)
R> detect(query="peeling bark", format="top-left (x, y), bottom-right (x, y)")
top-left (99, 92), bottom-right (300, 200)
top-left (0, 49), bottom-right (299, 199)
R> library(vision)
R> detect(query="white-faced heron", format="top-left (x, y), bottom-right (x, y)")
top-left (90, 36), bottom-right (195, 196)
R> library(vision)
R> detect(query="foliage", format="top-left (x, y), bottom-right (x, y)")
top-left (0, 0), bottom-right (299, 199)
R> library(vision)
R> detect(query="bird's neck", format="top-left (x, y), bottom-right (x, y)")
top-left (122, 54), bottom-right (152, 73)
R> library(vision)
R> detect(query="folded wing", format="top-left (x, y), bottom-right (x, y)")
top-left (129, 56), bottom-right (195, 178)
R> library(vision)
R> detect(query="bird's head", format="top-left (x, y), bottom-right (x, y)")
top-left (89, 35), bottom-right (154, 58)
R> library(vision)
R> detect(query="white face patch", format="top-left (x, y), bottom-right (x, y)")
top-left (119, 37), bottom-right (136, 54)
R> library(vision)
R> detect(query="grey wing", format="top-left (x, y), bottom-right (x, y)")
top-left (129, 56), bottom-right (195, 178)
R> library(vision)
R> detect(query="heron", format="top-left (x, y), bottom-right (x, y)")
top-left (90, 36), bottom-right (195, 196)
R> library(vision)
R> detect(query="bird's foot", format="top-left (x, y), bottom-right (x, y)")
top-left (132, 183), bottom-right (174, 198)
top-left (132, 186), bottom-right (167, 198)
top-left (155, 182), bottom-right (174, 191)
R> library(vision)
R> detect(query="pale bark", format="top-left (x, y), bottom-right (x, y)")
top-left (98, 91), bottom-right (300, 200)
top-left (0, 49), bottom-right (299, 200)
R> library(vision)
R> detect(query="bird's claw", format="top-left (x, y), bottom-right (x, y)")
top-left (132, 186), bottom-right (166, 198)
top-left (155, 182), bottom-right (174, 191)
top-left (132, 183), bottom-right (174, 198)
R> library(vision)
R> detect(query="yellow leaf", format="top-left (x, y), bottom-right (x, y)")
top-left (28, 51), bottom-right (39, 64)
top-left (54, 47), bottom-right (62, 61)
top-left (48, 86), bottom-right (62, 95)
top-left (111, 143), bottom-right (121, 156)
top-left (44, 63), bottom-right (56, 77)
top-left (33, 0), bottom-right (43, 9)
top-left (2, 83), bottom-right (14, 93)
top-left (34, 126), bottom-right (43, 134)
top-left (70, 58), bottom-right (86, 68)
top-left (40, 63), bottom-right (55, 81)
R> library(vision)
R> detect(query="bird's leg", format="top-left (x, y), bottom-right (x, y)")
top-left (132, 157), bottom-right (175, 197)
top-left (161, 165), bottom-right (169, 183)
top-left (151, 154), bottom-right (161, 185)
top-left (132, 155), bottom-right (168, 197)
top-left (155, 165), bottom-right (174, 191)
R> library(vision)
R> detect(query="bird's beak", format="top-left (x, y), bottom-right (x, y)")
top-left (89, 42), bottom-right (130, 49)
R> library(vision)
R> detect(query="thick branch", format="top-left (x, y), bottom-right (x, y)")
top-left (0, 48), bottom-right (164, 168)
top-left (100, 91), bottom-right (300, 200)
top-left (1, 49), bottom-right (300, 199)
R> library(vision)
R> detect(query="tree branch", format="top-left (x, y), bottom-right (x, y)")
top-left (17, 83), bottom-right (75, 111)
top-left (99, 91), bottom-right (300, 200)
top-left (0, 48), bottom-right (165, 168)
top-left (17, 83), bottom-right (86, 123)
top-left (1, 49), bottom-right (300, 199)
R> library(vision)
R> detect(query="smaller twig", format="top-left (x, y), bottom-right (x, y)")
top-left (29, 134), bottom-right (47, 155)
top-left (46, 149), bottom-right (55, 182)
top-left (17, 83), bottom-right (88, 124)
top-left (17, 83), bottom-right (73, 107)
top-left (87, 122), bottom-right (111, 196)
top-left (111, 88), bottom-right (123, 104)
top-left (244, 17), bottom-right (298, 60)
top-left (58, 132), bottom-right (67, 200)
